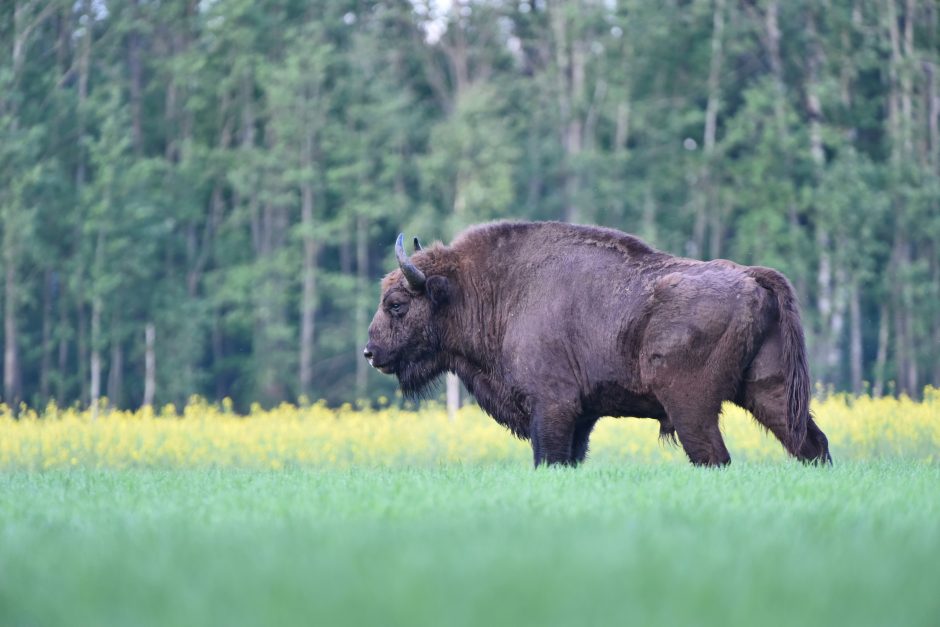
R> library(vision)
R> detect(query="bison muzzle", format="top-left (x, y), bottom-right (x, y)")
top-left (364, 221), bottom-right (831, 467)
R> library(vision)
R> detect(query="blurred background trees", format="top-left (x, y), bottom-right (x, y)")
top-left (1, 0), bottom-right (938, 409)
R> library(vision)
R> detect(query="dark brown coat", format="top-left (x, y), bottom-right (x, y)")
top-left (364, 221), bottom-right (831, 466)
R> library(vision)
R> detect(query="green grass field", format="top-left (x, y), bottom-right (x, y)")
top-left (2, 462), bottom-right (938, 627)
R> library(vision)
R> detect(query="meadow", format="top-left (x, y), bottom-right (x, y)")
top-left (1, 392), bottom-right (938, 627)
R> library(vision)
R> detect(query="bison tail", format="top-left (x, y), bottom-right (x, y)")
top-left (748, 267), bottom-right (810, 456)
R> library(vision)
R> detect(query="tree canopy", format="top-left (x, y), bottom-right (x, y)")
top-left (1, 0), bottom-right (938, 410)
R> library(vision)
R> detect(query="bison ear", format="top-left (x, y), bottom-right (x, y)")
top-left (425, 275), bottom-right (452, 309)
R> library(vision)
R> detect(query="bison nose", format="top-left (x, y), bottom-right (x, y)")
top-left (362, 347), bottom-right (374, 361)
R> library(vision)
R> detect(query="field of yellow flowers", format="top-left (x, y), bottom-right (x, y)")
top-left (2, 389), bottom-right (937, 469)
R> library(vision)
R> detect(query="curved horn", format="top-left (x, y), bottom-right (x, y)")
top-left (396, 233), bottom-right (426, 290)
top-left (413, 237), bottom-right (422, 251)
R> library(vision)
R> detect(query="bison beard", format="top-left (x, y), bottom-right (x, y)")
top-left (396, 352), bottom-right (446, 401)
top-left (365, 221), bottom-right (832, 467)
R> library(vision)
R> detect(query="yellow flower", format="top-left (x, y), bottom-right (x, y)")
top-left (0, 389), bottom-right (936, 469)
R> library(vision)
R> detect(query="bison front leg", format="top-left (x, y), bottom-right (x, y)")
top-left (570, 416), bottom-right (599, 466)
top-left (530, 408), bottom-right (577, 467)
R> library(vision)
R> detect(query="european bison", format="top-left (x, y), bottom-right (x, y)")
top-left (364, 221), bottom-right (831, 467)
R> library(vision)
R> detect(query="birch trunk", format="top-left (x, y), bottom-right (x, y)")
top-left (355, 216), bottom-right (369, 398)
top-left (57, 280), bottom-right (69, 401)
top-left (40, 271), bottom-right (53, 401)
top-left (299, 133), bottom-right (318, 397)
top-left (693, 0), bottom-right (725, 259)
top-left (90, 298), bottom-right (101, 418)
top-left (806, 10), bottom-right (847, 386)
top-left (873, 303), bottom-right (890, 397)
top-left (4, 262), bottom-right (21, 405)
top-left (143, 323), bottom-right (156, 407)
top-left (446, 373), bottom-right (460, 421)
top-left (107, 336), bottom-right (123, 409)
top-left (70, 0), bottom-right (92, 405)
top-left (0, 0), bottom-right (47, 406)
top-left (932, 253), bottom-right (940, 387)
top-left (550, 4), bottom-right (585, 222)
top-left (761, 0), bottom-right (806, 299)
top-left (884, 0), bottom-right (919, 396)
top-left (849, 283), bottom-right (864, 395)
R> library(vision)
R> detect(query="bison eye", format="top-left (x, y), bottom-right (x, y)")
top-left (384, 295), bottom-right (409, 316)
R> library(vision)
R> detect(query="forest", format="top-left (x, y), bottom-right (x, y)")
top-left (1, 0), bottom-right (938, 410)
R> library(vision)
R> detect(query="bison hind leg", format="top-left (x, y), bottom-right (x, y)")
top-left (799, 418), bottom-right (832, 465)
top-left (738, 378), bottom-right (832, 465)
top-left (738, 324), bottom-right (832, 464)
top-left (657, 392), bottom-right (731, 467)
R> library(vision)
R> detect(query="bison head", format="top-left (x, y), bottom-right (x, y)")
top-left (363, 234), bottom-right (453, 398)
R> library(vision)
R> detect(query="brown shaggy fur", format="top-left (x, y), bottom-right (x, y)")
top-left (365, 221), bottom-right (831, 467)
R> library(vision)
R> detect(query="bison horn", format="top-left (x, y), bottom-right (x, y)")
top-left (396, 233), bottom-right (426, 290)
top-left (413, 237), bottom-right (422, 251)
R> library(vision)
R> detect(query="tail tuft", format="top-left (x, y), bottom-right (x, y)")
top-left (658, 420), bottom-right (678, 446)
top-left (748, 267), bottom-right (810, 455)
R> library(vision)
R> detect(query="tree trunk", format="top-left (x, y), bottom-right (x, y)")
top-left (74, 0), bottom-right (92, 407)
top-left (806, 10), bottom-right (842, 386)
top-left (925, 59), bottom-right (938, 168)
top-left (4, 261), bottom-right (21, 406)
top-left (550, 4), bottom-right (585, 222)
top-left (212, 315), bottom-right (225, 400)
top-left (900, 0), bottom-right (918, 396)
top-left (933, 279), bottom-right (940, 387)
top-left (299, 137), bottom-right (318, 398)
top-left (107, 324), bottom-right (123, 409)
top-left (641, 185), bottom-right (658, 244)
top-left (873, 303), bottom-right (890, 397)
top-left (255, 203), bottom-right (289, 404)
top-left (815, 229), bottom-right (834, 383)
top-left (932, 251), bottom-right (940, 387)
top-left (828, 265), bottom-right (847, 386)
top-left (90, 298), bottom-right (102, 418)
top-left (703, 0), bottom-right (724, 159)
top-left (702, 0), bottom-right (725, 259)
top-left (443, 1), bottom-right (471, 98)
top-left (931, 17), bottom-right (940, 389)
top-left (764, 2), bottom-right (787, 138)
top-left (446, 373), bottom-right (460, 421)
top-left (891, 236), bottom-right (915, 396)
top-left (355, 215), bottom-right (369, 398)
top-left (614, 101), bottom-right (631, 155)
top-left (900, 0), bottom-right (914, 158)
top-left (849, 282), bottom-right (863, 395)
top-left (0, 0), bottom-right (45, 407)
top-left (57, 282), bottom-right (69, 402)
top-left (77, 299), bottom-right (88, 406)
top-left (127, 0), bottom-right (144, 155)
top-left (143, 322), bottom-right (155, 407)
top-left (761, 0), bottom-right (806, 300)
top-left (40, 270), bottom-right (53, 402)
top-left (693, 0), bottom-right (725, 259)
top-left (884, 0), bottom-right (919, 397)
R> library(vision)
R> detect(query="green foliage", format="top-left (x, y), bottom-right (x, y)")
top-left (0, 0), bottom-right (938, 408)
